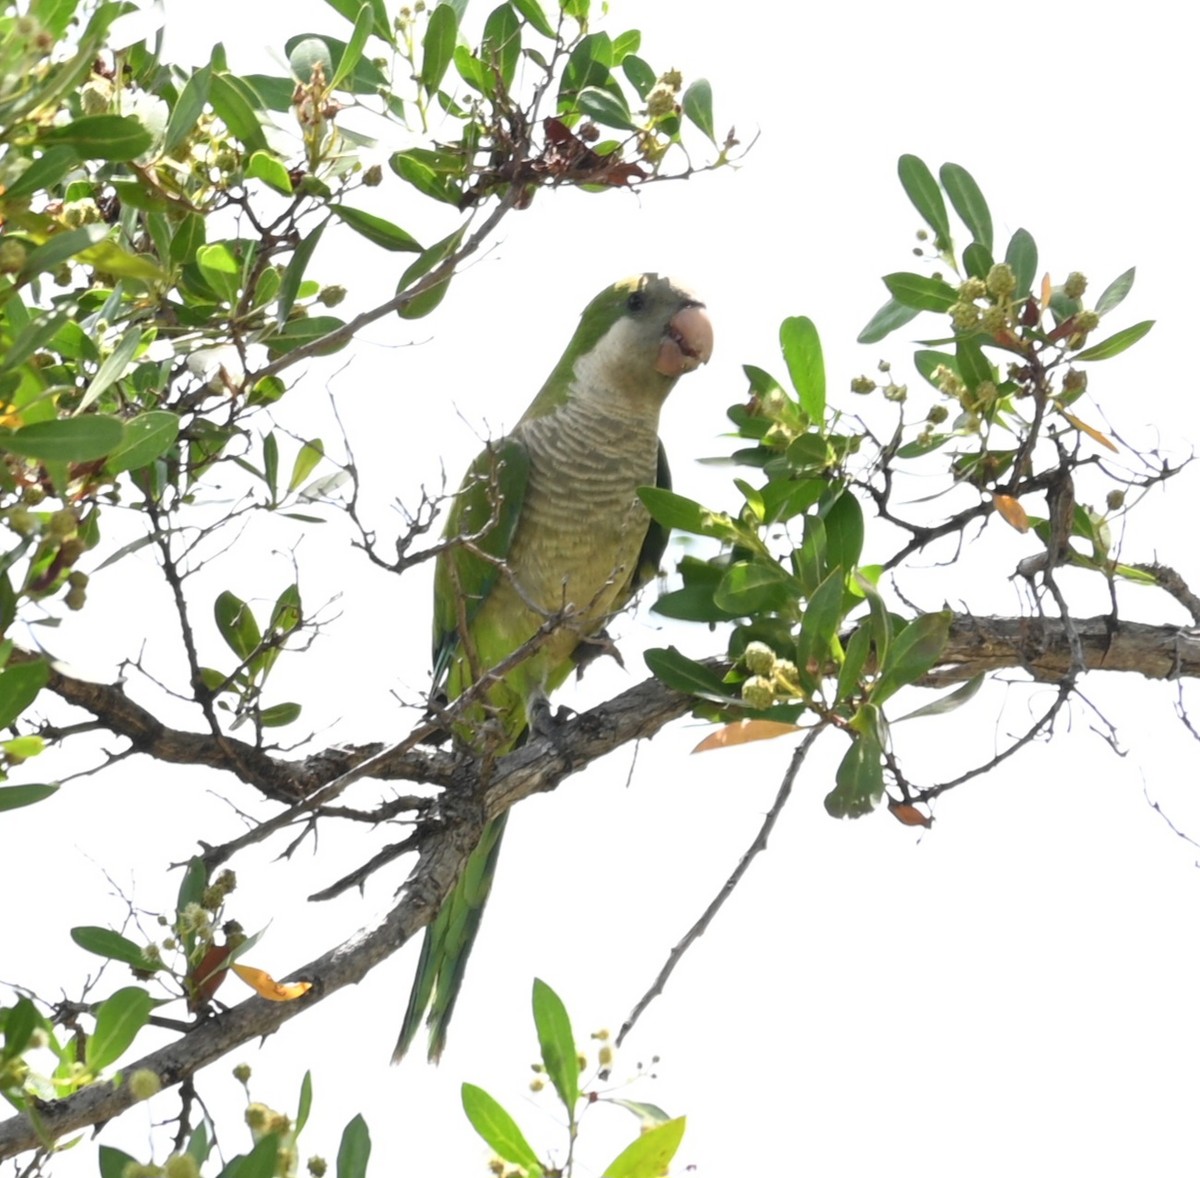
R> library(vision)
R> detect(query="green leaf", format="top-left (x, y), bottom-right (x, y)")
top-left (86, 987), bottom-right (153, 1072)
top-left (106, 411), bottom-right (180, 475)
top-left (225, 1134), bottom-right (281, 1178)
top-left (896, 673), bottom-right (984, 722)
top-left (637, 486), bottom-right (738, 540)
top-left (196, 242), bottom-right (243, 304)
top-left (482, 3), bottom-right (521, 90)
top-left (872, 611), bottom-right (952, 706)
top-left (796, 566), bottom-right (845, 673)
top-left (823, 490), bottom-right (864, 574)
top-left (962, 241), bottom-right (993, 282)
top-left (17, 223), bottom-right (109, 281)
top-left (321, 0), bottom-right (391, 39)
top-left (1004, 228), bottom-right (1037, 299)
top-left (389, 147), bottom-right (462, 206)
top-left (263, 432), bottom-right (279, 499)
top-left (2, 995), bottom-right (41, 1055)
top-left (681, 78), bottom-right (715, 143)
top-left (287, 440), bottom-right (324, 493)
top-left (0, 783), bottom-right (58, 812)
top-left (1073, 320), bottom-right (1154, 361)
top-left (396, 226), bottom-right (465, 319)
top-left (897, 153), bottom-right (950, 245)
top-left (939, 162), bottom-right (992, 251)
top-left (532, 979), bottom-right (579, 1114)
top-left (0, 415), bottom-right (124, 462)
top-left (955, 337), bottom-right (992, 390)
top-left (295, 1072), bottom-right (314, 1136)
top-left (79, 239), bottom-right (167, 283)
top-left (209, 73), bottom-right (269, 152)
top-left (611, 29), bottom-right (641, 63)
top-left (259, 701), bottom-right (302, 727)
top-left (70, 926), bottom-right (161, 971)
top-left (713, 560), bottom-right (792, 615)
top-left (278, 219), bottom-right (327, 324)
top-left (779, 315), bottom-right (824, 423)
top-left (42, 115), bottom-right (152, 161)
top-left (266, 315), bottom-right (348, 357)
top-left (856, 297), bottom-right (919, 344)
top-left (79, 326), bottom-right (143, 412)
top-left (336, 1114), bottom-right (370, 1178)
top-left (3, 146), bottom-right (79, 200)
top-left (602, 1116), bottom-right (686, 1178)
top-left (0, 659), bottom-right (48, 728)
top-left (577, 86), bottom-right (638, 131)
top-left (214, 590), bottom-right (261, 661)
top-left (1095, 267), bottom-right (1135, 317)
top-left (882, 272), bottom-right (957, 313)
top-left (330, 205), bottom-right (422, 252)
top-left (622, 53), bottom-right (655, 99)
top-left (836, 623), bottom-right (872, 705)
top-left (643, 647), bottom-right (733, 702)
top-left (289, 37), bottom-right (334, 83)
top-left (246, 151), bottom-right (293, 194)
top-left (99, 1148), bottom-right (139, 1178)
top-left (511, 0), bottom-right (555, 36)
top-left (165, 65), bottom-right (212, 153)
top-left (461, 1084), bottom-right (542, 1169)
top-left (329, 2), bottom-right (374, 90)
top-left (419, 3), bottom-right (458, 90)
top-left (824, 728), bottom-right (884, 819)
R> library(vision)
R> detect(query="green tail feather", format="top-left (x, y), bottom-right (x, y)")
top-left (393, 812), bottom-right (510, 1063)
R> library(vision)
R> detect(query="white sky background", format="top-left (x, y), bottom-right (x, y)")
top-left (6, 0), bottom-right (1200, 1175)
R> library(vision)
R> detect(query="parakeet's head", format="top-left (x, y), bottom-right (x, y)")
top-left (527, 273), bottom-right (713, 419)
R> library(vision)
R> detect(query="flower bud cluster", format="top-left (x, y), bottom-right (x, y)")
top-left (740, 641), bottom-right (803, 708)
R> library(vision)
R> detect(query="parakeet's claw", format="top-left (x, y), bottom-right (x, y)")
top-left (572, 628), bottom-right (626, 679)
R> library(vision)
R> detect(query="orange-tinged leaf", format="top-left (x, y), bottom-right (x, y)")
top-left (231, 963), bottom-right (312, 1001)
top-left (992, 493), bottom-right (1030, 533)
top-left (692, 719), bottom-right (801, 752)
top-left (888, 800), bottom-right (933, 828)
top-left (187, 943), bottom-right (232, 1011)
top-left (1061, 412), bottom-right (1119, 453)
top-left (1039, 272), bottom-right (1052, 310)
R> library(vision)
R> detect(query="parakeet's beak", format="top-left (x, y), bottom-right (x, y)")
top-left (656, 303), bottom-right (714, 377)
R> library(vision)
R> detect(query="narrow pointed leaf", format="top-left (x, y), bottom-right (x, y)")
top-left (1004, 228), bottom-right (1037, 299)
top-left (883, 273), bottom-right (956, 313)
top-left (1095, 267), bottom-right (1135, 316)
top-left (940, 162), bottom-right (992, 251)
top-left (329, 2), bottom-right (374, 90)
top-left (86, 987), bottom-right (153, 1071)
top-left (1073, 320), bottom-right (1154, 361)
top-left (602, 1116), bottom-right (686, 1178)
top-left (532, 978), bottom-right (579, 1114)
top-left (857, 297), bottom-right (919, 344)
top-left (779, 315), bottom-right (824, 422)
top-left (0, 783), bottom-right (58, 812)
top-left (682, 78), bottom-right (715, 143)
top-left (461, 1084), bottom-right (542, 1169)
top-left (897, 154), bottom-right (950, 244)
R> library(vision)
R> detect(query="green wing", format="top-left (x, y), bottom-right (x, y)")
top-left (630, 441), bottom-right (672, 596)
top-left (431, 436), bottom-right (530, 687)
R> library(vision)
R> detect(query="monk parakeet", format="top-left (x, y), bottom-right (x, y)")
top-left (394, 273), bottom-right (713, 1063)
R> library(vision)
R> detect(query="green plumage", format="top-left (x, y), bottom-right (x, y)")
top-left (395, 274), bottom-right (712, 1062)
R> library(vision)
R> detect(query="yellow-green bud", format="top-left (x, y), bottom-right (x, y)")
top-left (129, 1069), bottom-right (162, 1101)
top-left (1064, 271), bottom-right (1087, 300)
top-left (883, 382), bottom-right (907, 403)
top-left (59, 538), bottom-right (86, 565)
top-left (65, 585), bottom-right (87, 611)
top-left (1062, 368), bottom-right (1087, 395)
top-left (980, 305), bottom-right (1008, 334)
top-left (598, 1045), bottom-right (614, 1067)
top-left (318, 285), bottom-right (346, 307)
top-left (949, 301), bottom-right (981, 333)
top-left (0, 239), bottom-right (27, 274)
top-left (529, 1077), bottom-right (545, 1092)
top-left (7, 507), bottom-right (36, 535)
top-left (849, 376), bottom-right (876, 395)
top-left (915, 229), bottom-right (928, 241)
top-left (233, 1063), bottom-right (252, 1084)
top-left (645, 83), bottom-right (677, 119)
top-left (23, 485), bottom-right (45, 505)
top-left (985, 263), bottom-right (1016, 299)
top-left (759, 387), bottom-right (789, 419)
top-left (958, 277), bottom-right (987, 301)
top-left (362, 163), bottom-right (383, 186)
top-left (62, 198), bottom-right (101, 228)
top-left (741, 675), bottom-right (775, 710)
top-left (307, 1159), bottom-right (327, 1178)
top-left (659, 69), bottom-right (683, 90)
top-left (877, 359), bottom-right (891, 373)
top-left (1073, 310), bottom-right (1100, 332)
top-left (164, 1156), bottom-right (199, 1178)
top-left (742, 641), bottom-right (777, 676)
top-left (932, 365), bottom-right (965, 399)
top-left (1105, 489), bottom-right (1125, 511)
top-left (927, 404), bottom-right (949, 424)
top-left (773, 658), bottom-right (800, 685)
top-left (245, 1103), bottom-right (271, 1132)
top-left (48, 508), bottom-right (76, 537)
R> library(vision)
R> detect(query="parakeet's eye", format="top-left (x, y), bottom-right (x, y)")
top-left (626, 289), bottom-right (646, 313)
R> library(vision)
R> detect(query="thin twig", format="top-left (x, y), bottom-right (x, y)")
top-left (611, 725), bottom-right (825, 1052)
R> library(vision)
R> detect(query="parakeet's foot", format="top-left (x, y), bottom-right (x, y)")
top-left (526, 687), bottom-right (576, 741)
top-left (571, 628), bottom-right (626, 679)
